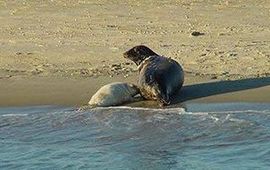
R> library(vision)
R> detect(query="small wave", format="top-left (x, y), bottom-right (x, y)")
top-left (90, 106), bottom-right (270, 113)
top-left (1, 113), bottom-right (29, 117)
top-left (205, 110), bottom-right (270, 114)
top-left (96, 106), bottom-right (186, 111)
top-left (182, 111), bottom-right (208, 115)
top-left (90, 106), bottom-right (186, 114)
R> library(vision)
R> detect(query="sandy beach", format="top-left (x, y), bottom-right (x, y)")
top-left (0, 0), bottom-right (269, 107)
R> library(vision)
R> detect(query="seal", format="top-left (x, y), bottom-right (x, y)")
top-left (88, 82), bottom-right (140, 107)
top-left (123, 45), bottom-right (184, 106)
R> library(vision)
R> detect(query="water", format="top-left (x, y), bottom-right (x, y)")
top-left (0, 103), bottom-right (270, 170)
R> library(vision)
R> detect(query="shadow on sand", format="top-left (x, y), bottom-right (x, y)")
top-left (172, 77), bottom-right (270, 103)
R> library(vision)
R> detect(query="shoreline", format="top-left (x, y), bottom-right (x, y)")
top-left (1, 74), bottom-right (269, 107)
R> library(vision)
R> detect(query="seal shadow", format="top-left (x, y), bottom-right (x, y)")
top-left (172, 77), bottom-right (270, 103)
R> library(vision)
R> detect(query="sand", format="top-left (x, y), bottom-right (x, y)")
top-left (0, 0), bottom-right (269, 107)
top-left (0, 74), bottom-right (269, 107)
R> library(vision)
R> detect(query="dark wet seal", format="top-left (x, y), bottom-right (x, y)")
top-left (124, 45), bottom-right (184, 106)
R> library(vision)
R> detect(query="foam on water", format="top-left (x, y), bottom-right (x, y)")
top-left (0, 103), bottom-right (270, 169)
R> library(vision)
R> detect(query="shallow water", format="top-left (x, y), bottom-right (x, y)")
top-left (0, 103), bottom-right (270, 170)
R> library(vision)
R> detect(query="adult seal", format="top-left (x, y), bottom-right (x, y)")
top-left (123, 45), bottom-right (184, 106)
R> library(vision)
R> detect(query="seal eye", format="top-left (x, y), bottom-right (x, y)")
top-left (134, 47), bottom-right (140, 55)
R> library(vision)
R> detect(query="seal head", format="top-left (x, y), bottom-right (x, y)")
top-left (123, 45), bottom-right (158, 66)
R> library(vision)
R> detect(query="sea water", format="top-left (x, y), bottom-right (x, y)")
top-left (0, 103), bottom-right (270, 170)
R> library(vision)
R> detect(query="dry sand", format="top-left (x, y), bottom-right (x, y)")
top-left (0, 0), bottom-right (269, 107)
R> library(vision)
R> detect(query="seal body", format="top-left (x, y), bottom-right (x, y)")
top-left (88, 82), bottom-right (140, 107)
top-left (124, 45), bottom-right (184, 106)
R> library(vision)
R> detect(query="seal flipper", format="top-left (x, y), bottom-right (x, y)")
top-left (154, 73), bottom-right (171, 106)
top-left (127, 84), bottom-right (143, 101)
top-left (157, 90), bottom-right (171, 106)
top-left (76, 104), bottom-right (95, 111)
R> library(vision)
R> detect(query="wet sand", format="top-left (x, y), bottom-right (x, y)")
top-left (0, 0), bottom-right (269, 107)
top-left (0, 74), bottom-right (269, 107)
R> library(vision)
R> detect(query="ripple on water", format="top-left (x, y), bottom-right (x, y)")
top-left (0, 104), bottom-right (270, 169)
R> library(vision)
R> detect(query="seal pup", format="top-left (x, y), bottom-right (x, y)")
top-left (123, 45), bottom-right (184, 106)
top-left (88, 82), bottom-right (140, 107)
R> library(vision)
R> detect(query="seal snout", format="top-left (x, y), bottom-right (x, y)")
top-left (123, 51), bottom-right (128, 59)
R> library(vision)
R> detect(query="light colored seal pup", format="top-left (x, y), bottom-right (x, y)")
top-left (88, 82), bottom-right (140, 107)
